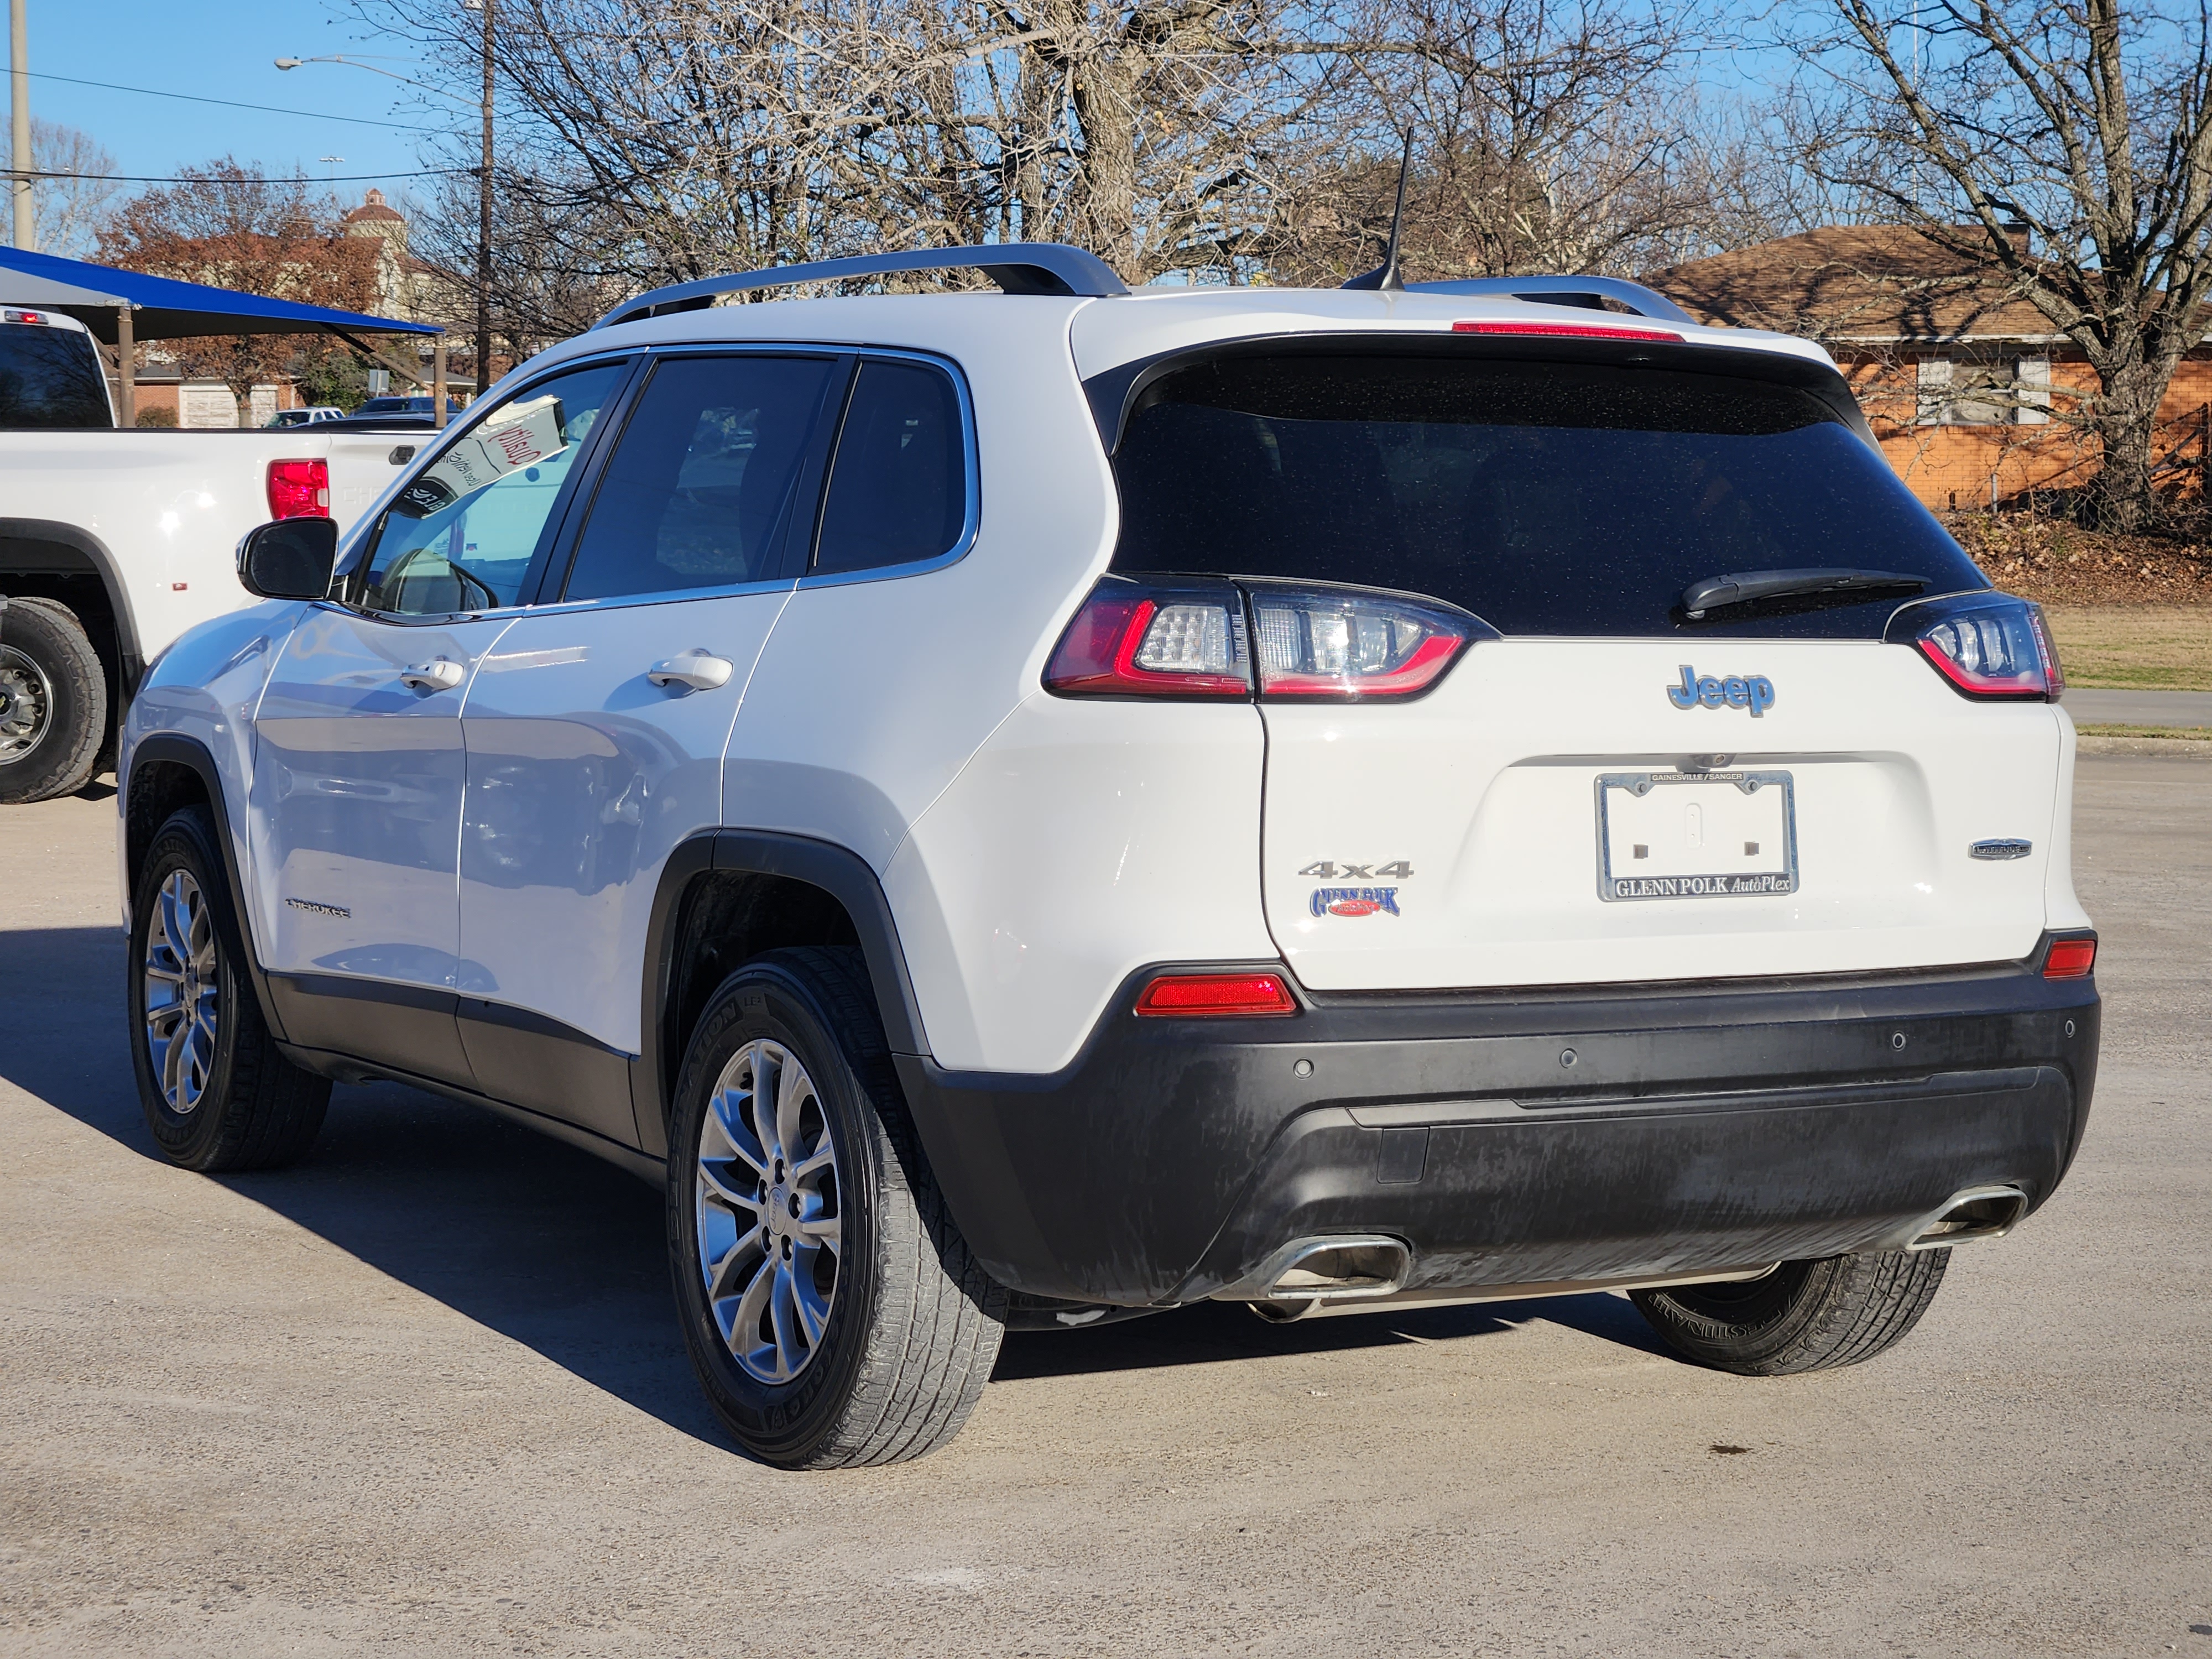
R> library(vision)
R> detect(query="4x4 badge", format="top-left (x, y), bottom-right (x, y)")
top-left (1668, 665), bottom-right (1776, 717)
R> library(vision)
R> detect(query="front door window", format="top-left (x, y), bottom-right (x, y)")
top-left (351, 360), bottom-right (629, 615)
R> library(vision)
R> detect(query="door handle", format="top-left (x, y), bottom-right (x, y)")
top-left (398, 659), bottom-right (465, 692)
top-left (648, 649), bottom-right (734, 693)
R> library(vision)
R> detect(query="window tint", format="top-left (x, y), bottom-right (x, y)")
top-left (0, 324), bottom-right (111, 429)
top-left (357, 361), bottom-right (627, 615)
top-left (813, 358), bottom-right (967, 575)
top-left (561, 353), bottom-right (841, 602)
top-left (1110, 353), bottom-right (1989, 638)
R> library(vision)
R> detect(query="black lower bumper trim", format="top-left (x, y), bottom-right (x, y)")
top-left (897, 958), bottom-right (2099, 1306)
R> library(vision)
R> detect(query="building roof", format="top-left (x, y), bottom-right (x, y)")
top-left (1648, 226), bottom-right (2063, 346)
top-left (343, 188), bottom-right (405, 227)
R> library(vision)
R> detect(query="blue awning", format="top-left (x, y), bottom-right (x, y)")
top-left (0, 244), bottom-right (440, 343)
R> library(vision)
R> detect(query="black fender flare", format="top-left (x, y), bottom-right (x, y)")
top-left (124, 732), bottom-right (288, 1042)
top-left (634, 829), bottom-right (932, 1158)
top-left (0, 517), bottom-right (145, 693)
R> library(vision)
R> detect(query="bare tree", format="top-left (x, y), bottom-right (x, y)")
top-left (96, 159), bottom-right (381, 415)
top-left (358, 0), bottom-right (1337, 309)
top-left (1787, 0), bottom-right (2212, 530)
top-left (30, 119), bottom-right (119, 260)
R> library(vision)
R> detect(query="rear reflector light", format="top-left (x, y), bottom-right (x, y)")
top-left (1134, 972), bottom-right (1297, 1017)
top-left (1451, 320), bottom-right (1684, 343)
top-left (2043, 938), bottom-right (2096, 978)
top-left (1046, 578), bottom-right (1480, 702)
top-left (266, 457), bottom-right (331, 520)
top-left (1888, 591), bottom-right (2063, 701)
top-left (1043, 583), bottom-right (1251, 697)
top-left (1250, 585), bottom-right (1471, 698)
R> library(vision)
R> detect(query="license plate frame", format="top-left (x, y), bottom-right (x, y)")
top-left (1594, 769), bottom-right (1799, 902)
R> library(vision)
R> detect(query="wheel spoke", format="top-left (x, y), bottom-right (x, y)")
top-left (767, 1262), bottom-right (803, 1378)
top-left (796, 1213), bottom-right (841, 1254)
top-left (789, 1141), bottom-right (834, 1181)
top-left (775, 1060), bottom-right (812, 1173)
top-left (697, 1157), bottom-right (762, 1217)
top-left (792, 1267), bottom-right (832, 1344)
top-left (749, 1044), bottom-right (784, 1166)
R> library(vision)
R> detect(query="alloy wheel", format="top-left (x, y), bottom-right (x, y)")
top-left (695, 1039), bottom-right (843, 1384)
top-left (143, 869), bottom-right (219, 1113)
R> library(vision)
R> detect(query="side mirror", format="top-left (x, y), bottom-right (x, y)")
top-left (237, 517), bottom-right (339, 601)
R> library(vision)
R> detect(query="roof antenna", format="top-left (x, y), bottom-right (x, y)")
top-left (1342, 129), bottom-right (1413, 292)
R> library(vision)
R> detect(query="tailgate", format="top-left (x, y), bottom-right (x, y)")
top-left (1260, 639), bottom-right (2061, 990)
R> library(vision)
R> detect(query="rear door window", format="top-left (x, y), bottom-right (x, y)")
top-left (0, 322), bottom-right (111, 428)
top-left (812, 357), bottom-right (969, 576)
top-left (1109, 351), bottom-right (1987, 638)
top-left (561, 352), bottom-right (844, 601)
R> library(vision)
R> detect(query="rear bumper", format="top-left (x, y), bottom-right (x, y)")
top-left (896, 952), bottom-right (2100, 1307)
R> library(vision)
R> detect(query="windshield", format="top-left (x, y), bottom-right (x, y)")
top-left (1109, 351), bottom-right (1988, 638)
top-left (0, 322), bottom-right (112, 429)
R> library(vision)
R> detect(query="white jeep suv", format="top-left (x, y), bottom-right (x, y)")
top-left (119, 246), bottom-right (2100, 1469)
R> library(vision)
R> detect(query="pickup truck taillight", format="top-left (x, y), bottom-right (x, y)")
top-left (267, 458), bottom-right (331, 520)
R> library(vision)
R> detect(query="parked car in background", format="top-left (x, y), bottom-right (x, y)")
top-left (352, 394), bottom-right (464, 419)
top-left (0, 304), bottom-right (436, 802)
top-left (116, 244), bottom-right (2099, 1471)
top-left (265, 406), bottom-right (346, 429)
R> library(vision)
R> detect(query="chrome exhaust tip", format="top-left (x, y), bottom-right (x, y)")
top-left (1904, 1184), bottom-right (2030, 1251)
top-left (1230, 1235), bottom-right (1411, 1317)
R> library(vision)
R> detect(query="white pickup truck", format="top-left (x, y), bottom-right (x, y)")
top-left (0, 305), bottom-right (425, 802)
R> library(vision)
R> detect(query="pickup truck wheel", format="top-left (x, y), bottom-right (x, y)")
top-left (667, 946), bottom-right (1006, 1469)
top-left (1630, 1249), bottom-right (1949, 1375)
top-left (128, 806), bottom-right (331, 1171)
top-left (0, 596), bottom-right (106, 804)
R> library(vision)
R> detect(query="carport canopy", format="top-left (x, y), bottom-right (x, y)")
top-left (0, 244), bottom-right (447, 425)
top-left (0, 243), bottom-right (439, 341)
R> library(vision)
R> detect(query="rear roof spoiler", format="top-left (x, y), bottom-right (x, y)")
top-left (1408, 276), bottom-right (1695, 325)
top-left (595, 243), bottom-right (1130, 328)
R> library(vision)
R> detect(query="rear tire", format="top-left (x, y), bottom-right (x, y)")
top-left (0, 596), bottom-right (106, 804)
top-left (128, 806), bottom-right (331, 1171)
top-left (1630, 1249), bottom-right (1949, 1375)
top-left (667, 946), bottom-right (1006, 1469)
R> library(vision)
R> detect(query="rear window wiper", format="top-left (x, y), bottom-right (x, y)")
top-left (1681, 568), bottom-right (1928, 619)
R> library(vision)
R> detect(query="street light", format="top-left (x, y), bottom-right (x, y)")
top-left (278, 41), bottom-right (491, 414)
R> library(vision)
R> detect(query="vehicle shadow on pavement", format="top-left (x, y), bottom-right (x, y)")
top-left (993, 1289), bottom-right (1667, 1380)
top-left (8, 924), bottom-right (1663, 1445)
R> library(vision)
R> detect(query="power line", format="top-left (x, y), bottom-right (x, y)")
top-left (14, 166), bottom-right (473, 184)
top-left (24, 69), bottom-right (447, 133)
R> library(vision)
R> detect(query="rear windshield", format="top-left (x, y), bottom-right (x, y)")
top-left (0, 323), bottom-right (112, 430)
top-left (1108, 352), bottom-right (1987, 637)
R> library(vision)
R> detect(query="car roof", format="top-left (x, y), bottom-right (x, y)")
top-left (540, 283), bottom-right (1834, 385)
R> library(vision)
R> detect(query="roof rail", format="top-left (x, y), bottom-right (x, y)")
top-left (1407, 275), bottom-right (1695, 325)
top-left (594, 243), bottom-right (1129, 328)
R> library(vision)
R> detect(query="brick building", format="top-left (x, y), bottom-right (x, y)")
top-left (1650, 226), bottom-right (2212, 510)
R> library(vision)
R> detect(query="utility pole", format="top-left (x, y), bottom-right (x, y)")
top-left (8, 0), bottom-right (32, 251)
top-left (471, 0), bottom-right (493, 403)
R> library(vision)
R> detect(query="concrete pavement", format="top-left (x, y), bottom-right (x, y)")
top-left (2064, 687), bottom-right (2212, 726)
top-left (2, 762), bottom-right (2207, 1656)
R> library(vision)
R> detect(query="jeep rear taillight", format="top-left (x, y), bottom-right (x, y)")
top-left (1888, 592), bottom-right (2062, 701)
top-left (1046, 578), bottom-right (1478, 702)
top-left (1043, 581), bottom-right (1251, 697)
top-left (1248, 585), bottom-right (1472, 698)
top-left (266, 458), bottom-right (331, 520)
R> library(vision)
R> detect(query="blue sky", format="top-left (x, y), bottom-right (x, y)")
top-left (11, 1), bottom-right (465, 216)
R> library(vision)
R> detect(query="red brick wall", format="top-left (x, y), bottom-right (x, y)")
top-left (1844, 354), bottom-right (2212, 508)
